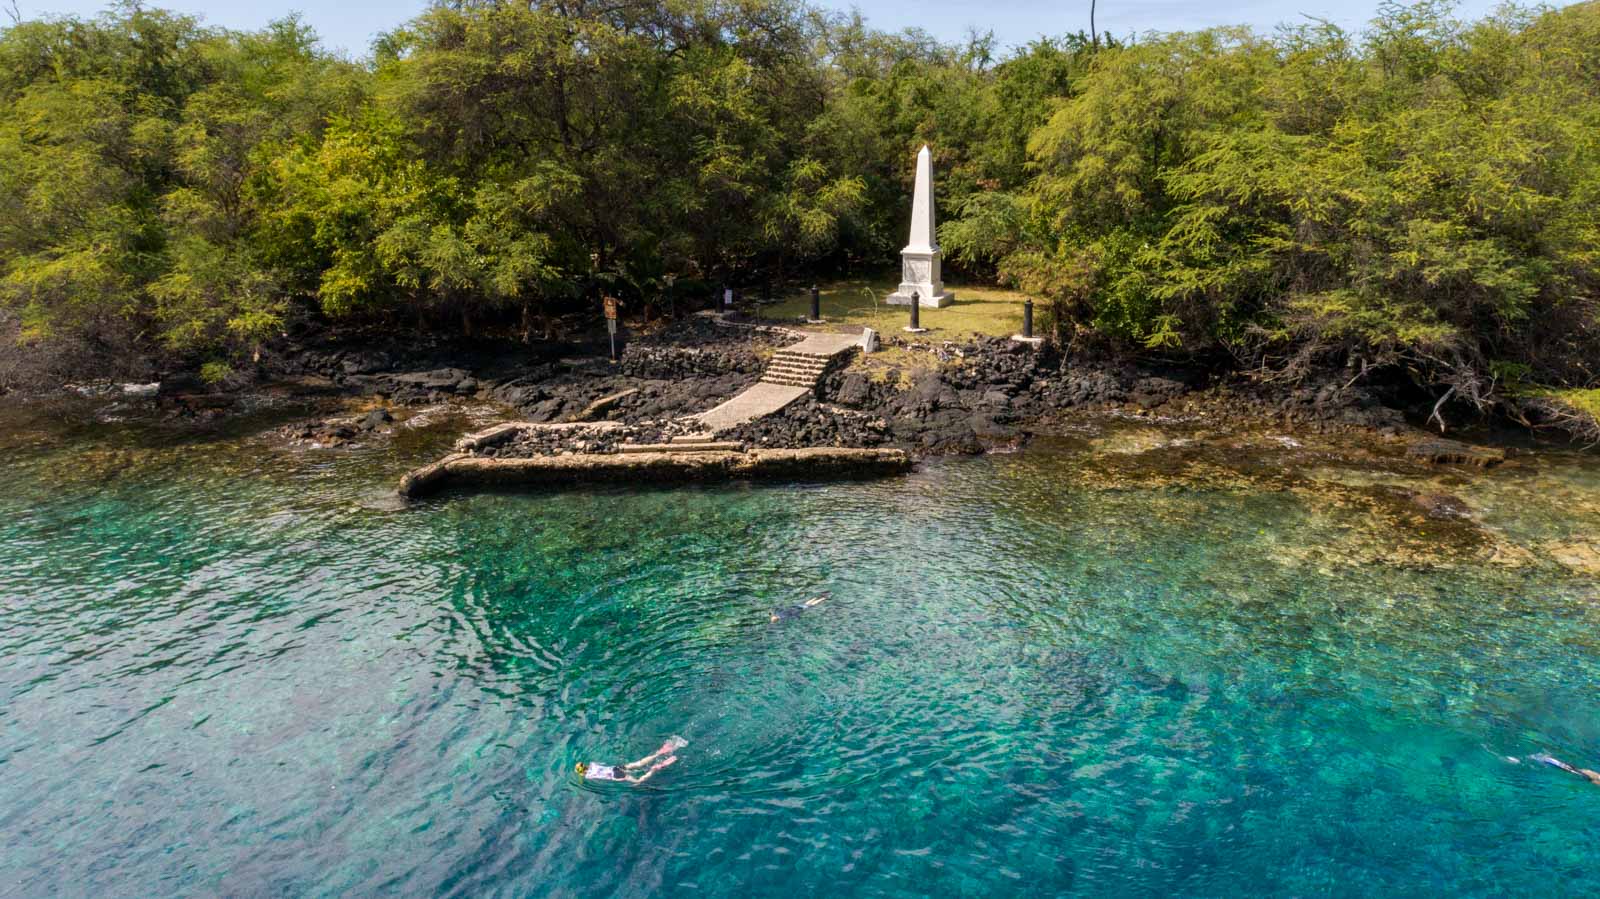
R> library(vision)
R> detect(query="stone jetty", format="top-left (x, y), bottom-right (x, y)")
top-left (397, 446), bottom-right (912, 498)
top-left (397, 327), bottom-right (905, 498)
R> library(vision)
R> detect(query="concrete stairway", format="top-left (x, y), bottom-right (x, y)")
top-left (692, 330), bottom-right (864, 433)
top-left (761, 349), bottom-right (835, 388)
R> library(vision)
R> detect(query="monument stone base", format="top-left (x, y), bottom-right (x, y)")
top-left (886, 290), bottom-right (954, 308)
top-left (886, 248), bottom-right (953, 307)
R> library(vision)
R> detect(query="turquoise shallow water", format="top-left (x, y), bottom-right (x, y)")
top-left (4, 404), bottom-right (1600, 896)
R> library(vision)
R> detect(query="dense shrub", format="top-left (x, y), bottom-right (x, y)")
top-left (978, 2), bottom-right (1600, 414)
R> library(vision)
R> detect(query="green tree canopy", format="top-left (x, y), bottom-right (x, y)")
top-left (0, 0), bottom-right (1596, 413)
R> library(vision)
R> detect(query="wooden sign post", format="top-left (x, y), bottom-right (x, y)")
top-left (603, 296), bottom-right (620, 362)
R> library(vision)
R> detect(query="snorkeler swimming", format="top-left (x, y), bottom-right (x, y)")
top-left (576, 736), bottom-right (688, 784)
top-left (771, 594), bottom-right (829, 623)
top-left (1530, 752), bottom-right (1600, 786)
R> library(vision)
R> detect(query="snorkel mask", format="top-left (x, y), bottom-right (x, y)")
top-left (574, 762), bottom-right (588, 776)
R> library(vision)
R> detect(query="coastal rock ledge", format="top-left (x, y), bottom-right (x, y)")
top-left (398, 447), bottom-right (913, 499)
top-left (1405, 437), bottom-right (1507, 468)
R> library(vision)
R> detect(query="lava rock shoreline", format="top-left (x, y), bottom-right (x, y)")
top-left (28, 315), bottom-right (1518, 461)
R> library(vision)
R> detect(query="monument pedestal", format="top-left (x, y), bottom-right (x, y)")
top-left (885, 252), bottom-right (953, 308)
top-left (886, 290), bottom-right (953, 308)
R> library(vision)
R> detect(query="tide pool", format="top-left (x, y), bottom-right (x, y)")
top-left (3, 404), bottom-right (1600, 896)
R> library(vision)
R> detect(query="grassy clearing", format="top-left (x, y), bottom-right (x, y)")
top-left (1517, 387), bottom-right (1600, 442)
top-left (1535, 388), bottom-right (1600, 419)
top-left (758, 277), bottom-right (1031, 340)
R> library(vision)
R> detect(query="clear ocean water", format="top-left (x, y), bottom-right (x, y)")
top-left (3, 401), bottom-right (1600, 897)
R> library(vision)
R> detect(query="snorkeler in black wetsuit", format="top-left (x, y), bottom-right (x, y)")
top-left (771, 594), bottom-right (829, 623)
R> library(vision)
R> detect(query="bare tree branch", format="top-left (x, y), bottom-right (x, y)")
top-left (1428, 385), bottom-right (1457, 433)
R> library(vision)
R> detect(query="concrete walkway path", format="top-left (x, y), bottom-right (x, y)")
top-left (781, 332), bottom-right (864, 357)
top-left (693, 382), bottom-right (810, 432)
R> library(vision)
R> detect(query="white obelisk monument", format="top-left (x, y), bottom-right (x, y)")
top-left (887, 145), bottom-right (953, 308)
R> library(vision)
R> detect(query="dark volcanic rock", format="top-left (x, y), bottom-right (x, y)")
top-left (1407, 438), bottom-right (1506, 468)
top-left (490, 380), bottom-right (544, 408)
top-left (1131, 377), bottom-right (1189, 408)
top-left (228, 310), bottom-right (1428, 464)
top-left (157, 373), bottom-right (208, 397)
top-left (1048, 371), bottom-right (1128, 408)
top-left (616, 320), bottom-right (784, 381)
top-left (720, 397), bottom-right (892, 450)
top-left (969, 412), bottom-right (1019, 442)
top-left (530, 397), bottom-right (568, 422)
top-left (896, 373), bottom-right (960, 414)
top-left (388, 368), bottom-right (470, 391)
top-left (279, 414), bottom-right (371, 447)
top-left (1411, 493), bottom-right (1473, 519)
top-left (486, 419), bottom-right (710, 458)
top-left (339, 351), bottom-right (392, 375)
top-left (831, 371), bottom-right (874, 407)
top-left (915, 408), bottom-right (984, 454)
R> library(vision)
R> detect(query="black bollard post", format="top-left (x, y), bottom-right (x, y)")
top-left (910, 292), bottom-right (921, 330)
top-left (1023, 298), bottom-right (1034, 339)
top-left (810, 285), bottom-right (820, 322)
